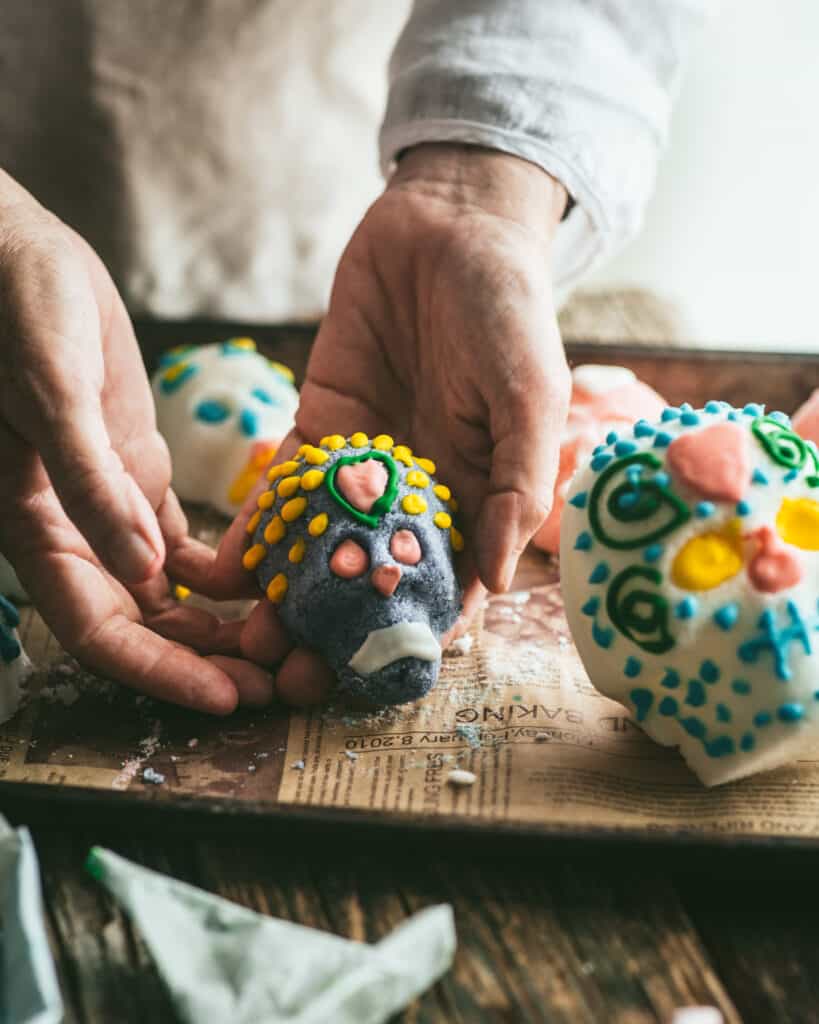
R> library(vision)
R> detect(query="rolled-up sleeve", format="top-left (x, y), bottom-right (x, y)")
top-left (380, 0), bottom-right (708, 294)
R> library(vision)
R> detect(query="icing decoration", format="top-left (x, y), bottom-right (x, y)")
top-left (246, 510), bottom-right (262, 535)
top-left (348, 621), bottom-right (440, 676)
top-left (303, 446), bottom-right (330, 466)
top-left (151, 339), bottom-right (298, 517)
top-left (242, 544), bottom-right (267, 570)
top-left (266, 574), bottom-right (288, 603)
top-left (416, 458), bottom-right (436, 474)
top-left (301, 470), bottom-right (325, 491)
top-left (350, 432), bottom-right (370, 448)
top-left (737, 602), bottom-right (810, 680)
top-left (330, 539), bottom-right (370, 579)
top-left (326, 453), bottom-right (399, 528)
top-left (450, 528), bottom-right (465, 552)
top-left (288, 538), bottom-right (306, 564)
top-left (269, 460), bottom-right (299, 482)
top-left (277, 476), bottom-right (301, 498)
top-left (371, 564), bottom-right (402, 597)
top-left (589, 562), bottom-right (610, 584)
top-left (434, 484), bottom-right (451, 502)
top-left (308, 513), bottom-right (328, 537)
top-left (736, 500), bottom-right (752, 516)
top-left (776, 497), bottom-right (819, 550)
top-left (666, 422), bottom-right (750, 503)
top-left (695, 502), bottom-right (715, 518)
top-left (257, 491), bottom-right (276, 510)
top-left (336, 460), bottom-right (390, 514)
top-left (624, 656), bottom-right (643, 678)
top-left (372, 434), bottom-right (395, 450)
top-left (403, 494), bottom-right (428, 516)
top-left (671, 530), bottom-right (743, 591)
top-left (392, 446), bottom-right (414, 467)
top-left (606, 566), bottom-right (673, 653)
top-left (406, 470), bottom-right (430, 489)
top-left (281, 497), bottom-right (308, 522)
top-left (391, 530), bottom-right (422, 565)
top-left (747, 525), bottom-right (804, 593)
top-left (675, 597), bottom-right (698, 619)
top-left (265, 516), bottom-right (286, 544)
top-left (574, 532), bottom-right (593, 551)
top-left (714, 603), bottom-right (740, 630)
top-left (174, 585), bottom-right (191, 601)
top-left (0, 595), bottom-right (32, 724)
top-left (434, 512), bottom-right (452, 529)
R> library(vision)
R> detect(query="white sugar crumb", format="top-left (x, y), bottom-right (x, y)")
top-left (142, 767), bottom-right (165, 785)
top-left (455, 724), bottom-right (482, 748)
top-left (447, 769), bottom-right (476, 787)
top-left (448, 634), bottom-right (474, 656)
top-left (247, 764), bottom-right (257, 773)
top-left (187, 738), bottom-right (199, 749)
top-left (510, 591), bottom-right (531, 605)
top-left (535, 731), bottom-right (549, 742)
top-left (344, 750), bottom-right (358, 761)
top-left (671, 1010), bottom-right (723, 1024)
top-left (291, 760), bottom-right (305, 771)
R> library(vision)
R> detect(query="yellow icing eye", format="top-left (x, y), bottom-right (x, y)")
top-left (433, 484), bottom-right (451, 502)
top-left (406, 470), bottom-right (430, 488)
top-left (267, 573), bottom-right (288, 603)
top-left (402, 494), bottom-right (427, 515)
top-left (242, 544), bottom-right (267, 570)
top-left (416, 457), bottom-right (436, 474)
top-left (671, 531), bottom-right (743, 591)
top-left (277, 476), bottom-right (301, 498)
top-left (301, 469), bottom-right (325, 491)
top-left (308, 513), bottom-right (329, 537)
top-left (372, 434), bottom-right (394, 450)
top-left (776, 497), bottom-right (819, 550)
top-left (265, 516), bottom-right (286, 544)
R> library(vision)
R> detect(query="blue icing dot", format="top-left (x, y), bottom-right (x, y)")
top-left (569, 492), bottom-right (588, 509)
top-left (160, 364), bottom-right (198, 394)
top-left (591, 454), bottom-right (613, 472)
top-left (614, 440), bottom-right (638, 456)
top-left (661, 669), bottom-right (681, 689)
top-left (606, 431), bottom-right (619, 445)
top-left (754, 711), bottom-right (772, 728)
top-left (633, 421), bottom-right (655, 438)
top-left (0, 595), bottom-right (21, 630)
top-left (706, 736), bottom-right (735, 758)
top-left (695, 501), bottom-right (715, 518)
top-left (704, 400), bottom-right (721, 413)
top-left (778, 703), bottom-right (804, 723)
top-left (251, 387), bottom-right (278, 406)
top-left (752, 467), bottom-right (769, 485)
top-left (659, 696), bottom-right (678, 716)
top-left (714, 604), bottom-right (740, 631)
top-left (740, 732), bottom-right (755, 752)
top-left (815, 690), bottom-right (819, 701)
top-left (158, 345), bottom-right (195, 369)
top-left (626, 465), bottom-right (643, 483)
top-left (727, 410), bottom-right (740, 421)
top-left (784, 468), bottom-right (799, 483)
top-left (643, 543), bottom-right (663, 563)
top-left (195, 399), bottom-right (230, 423)
top-left (574, 531), bottom-right (593, 551)
top-left (675, 597), bottom-right (698, 620)
top-left (743, 403), bottom-right (764, 416)
top-left (731, 679), bottom-right (752, 695)
top-left (617, 491), bottom-right (640, 511)
top-left (736, 500), bottom-right (751, 516)
top-left (592, 622), bottom-right (614, 649)
top-left (700, 660), bottom-right (720, 683)
top-left (661, 407), bottom-right (680, 422)
top-left (581, 597), bottom-right (600, 616)
top-left (681, 717), bottom-right (706, 739)
top-left (624, 657), bottom-right (643, 679)
top-left (589, 562), bottom-right (610, 584)
top-left (769, 410), bottom-right (791, 425)
top-left (680, 402), bottom-right (694, 413)
top-left (593, 444), bottom-right (606, 456)
top-left (680, 411), bottom-right (700, 426)
top-left (716, 703), bottom-right (732, 723)
top-left (653, 431), bottom-right (673, 449)
top-left (652, 471), bottom-right (670, 488)
top-left (630, 688), bottom-right (654, 722)
top-left (239, 408), bottom-right (259, 437)
top-left (686, 680), bottom-right (707, 707)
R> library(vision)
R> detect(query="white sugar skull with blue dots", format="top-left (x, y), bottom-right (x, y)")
top-left (560, 400), bottom-right (819, 786)
top-left (151, 339), bottom-right (299, 517)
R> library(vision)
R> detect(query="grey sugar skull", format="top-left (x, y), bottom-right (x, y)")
top-left (245, 434), bottom-right (463, 705)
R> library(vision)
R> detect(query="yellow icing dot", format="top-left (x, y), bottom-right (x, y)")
top-left (162, 361), bottom-right (191, 383)
top-left (242, 543), bottom-right (267, 570)
top-left (433, 484), bottom-right (451, 502)
top-left (301, 469), bottom-right (325, 491)
top-left (407, 470), bottom-right (430, 489)
top-left (282, 496), bottom-right (308, 522)
top-left (416, 457), bottom-right (436, 474)
top-left (350, 432), bottom-right (370, 448)
top-left (269, 359), bottom-right (294, 382)
top-left (449, 498), bottom-right (459, 513)
top-left (173, 585), bottom-right (191, 601)
top-left (264, 516), bottom-right (286, 544)
top-left (777, 498), bottom-right (819, 550)
top-left (267, 573), bottom-right (288, 604)
top-left (434, 511), bottom-right (452, 529)
top-left (373, 434), bottom-right (394, 450)
top-left (671, 531), bottom-right (743, 591)
top-left (268, 459), bottom-right (299, 482)
top-left (246, 510), bottom-right (262, 534)
top-left (277, 475), bottom-right (301, 498)
top-left (289, 538), bottom-right (306, 564)
top-left (257, 490), bottom-right (276, 509)
top-left (450, 527), bottom-right (464, 552)
top-left (402, 494), bottom-right (427, 515)
top-left (230, 336), bottom-right (257, 351)
top-left (392, 445), bottom-right (414, 467)
top-left (303, 446), bottom-right (329, 466)
top-left (320, 434), bottom-right (346, 451)
top-left (308, 513), bottom-right (329, 537)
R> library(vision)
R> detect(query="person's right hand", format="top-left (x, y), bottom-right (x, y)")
top-left (0, 172), bottom-right (274, 713)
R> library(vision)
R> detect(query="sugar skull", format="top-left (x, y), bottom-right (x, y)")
top-left (243, 434), bottom-right (463, 705)
top-left (152, 338), bottom-right (299, 517)
top-left (561, 401), bottom-right (819, 786)
top-left (534, 365), bottom-right (666, 554)
top-left (0, 596), bottom-right (31, 725)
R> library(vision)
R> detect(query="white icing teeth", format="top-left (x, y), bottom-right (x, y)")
top-left (348, 621), bottom-right (441, 676)
top-left (560, 402), bottom-right (819, 787)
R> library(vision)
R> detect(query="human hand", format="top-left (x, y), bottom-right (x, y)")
top-left (197, 144), bottom-right (570, 705)
top-left (0, 172), bottom-right (274, 713)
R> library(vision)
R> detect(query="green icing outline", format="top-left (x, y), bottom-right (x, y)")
top-left (325, 451), bottom-right (400, 528)
top-left (606, 564), bottom-right (674, 654)
top-left (752, 415), bottom-right (807, 469)
top-left (588, 452), bottom-right (690, 550)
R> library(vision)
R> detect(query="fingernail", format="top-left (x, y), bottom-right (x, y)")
top-left (113, 534), bottom-right (162, 582)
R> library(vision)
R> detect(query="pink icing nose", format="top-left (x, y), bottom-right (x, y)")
top-left (666, 422), bottom-right (751, 503)
top-left (747, 525), bottom-right (804, 593)
top-left (336, 459), bottom-right (389, 513)
top-left (371, 564), bottom-right (401, 597)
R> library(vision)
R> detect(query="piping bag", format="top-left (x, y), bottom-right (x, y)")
top-left (0, 817), bottom-right (63, 1024)
top-left (86, 846), bottom-right (455, 1024)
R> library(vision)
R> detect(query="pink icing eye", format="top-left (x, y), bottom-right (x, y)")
top-left (390, 529), bottom-right (422, 565)
top-left (329, 539), bottom-right (370, 578)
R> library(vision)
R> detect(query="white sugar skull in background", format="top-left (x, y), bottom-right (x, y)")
top-left (561, 401), bottom-right (819, 787)
top-left (151, 339), bottom-right (299, 517)
top-left (533, 365), bottom-right (666, 554)
top-left (0, 596), bottom-right (32, 725)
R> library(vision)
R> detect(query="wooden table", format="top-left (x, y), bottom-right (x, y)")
top-left (11, 322), bottom-right (819, 1023)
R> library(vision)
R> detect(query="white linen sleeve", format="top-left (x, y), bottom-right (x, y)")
top-left (380, 0), bottom-right (709, 294)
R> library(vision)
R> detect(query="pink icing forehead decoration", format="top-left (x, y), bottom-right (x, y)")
top-left (336, 459), bottom-right (389, 513)
top-left (666, 422), bottom-right (751, 503)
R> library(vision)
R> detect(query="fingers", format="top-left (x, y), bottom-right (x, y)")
top-left (476, 348), bottom-right (570, 592)
top-left (239, 603), bottom-right (332, 706)
top-left (207, 656), bottom-right (275, 708)
top-left (240, 599), bottom-right (293, 664)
